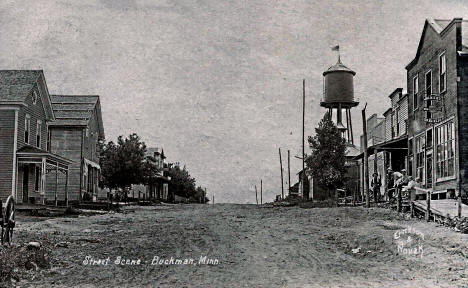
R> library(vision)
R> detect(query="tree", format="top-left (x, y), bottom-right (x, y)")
top-left (141, 155), bottom-right (162, 187)
top-left (167, 164), bottom-right (196, 199)
top-left (100, 133), bottom-right (148, 197)
top-left (191, 186), bottom-right (209, 203)
top-left (306, 113), bottom-right (347, 197)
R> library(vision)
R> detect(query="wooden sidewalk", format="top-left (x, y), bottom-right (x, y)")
top-left (414, 199), bottom-right (468, 219)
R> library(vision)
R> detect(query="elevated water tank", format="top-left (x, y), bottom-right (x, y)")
top-left (322, 59), bottom-right (356, 106)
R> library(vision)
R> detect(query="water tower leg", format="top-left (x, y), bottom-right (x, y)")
top-left (348, 108), bottom-right (354, 145)
top-left (346, 108), bottom-right (351, 143)
top-left (337, 103), bottom-right (342, 126)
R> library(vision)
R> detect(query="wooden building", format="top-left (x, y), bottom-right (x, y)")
top-left (405, 18), bottom-right (468, 199)
top-left (47, 95), bottom-right (105, 203)
top-left (356, 88), bottom-right (409, 200)
top-left (130, 147), bottom-right (170, 201)
top-left (0, 70), bottom-right (72, 204)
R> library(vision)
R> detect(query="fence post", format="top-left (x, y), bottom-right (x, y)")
top-left (410, 188), bottom-right (414, 218)
top-left (397, 187), bottom-right (402, 212)
top-left (426, 191), bottom-right (431, 222)
top-left (458, 193), bottom-right (462, 218)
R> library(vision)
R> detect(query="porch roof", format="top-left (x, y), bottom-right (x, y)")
top-left (17, 146), bottom-right (74, 167)
top-left (352, 135), bottom-right (408, 160)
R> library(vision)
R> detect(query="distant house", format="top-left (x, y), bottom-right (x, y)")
top-left (130, 147), bottom-right (170, 201)
top-left (0, 70), bottom-right (73, 204)
top-left (47, 95), bottom-right (105, 203)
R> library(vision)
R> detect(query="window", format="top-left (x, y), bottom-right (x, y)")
top-left (24, 115), bottom-right (30, 144)
top-left (426, 129), bottom-right (433, 149)
top-left (35, 166), bottom-right (41, 191)
top-left (415, 135), bottom-right (425, 182)
top-left (47, 130), bottom-right (51, 151)
top-left (408, 156), bottom-right (414, 177)
top-left (408, 138), bottom-right (414, 155)
top-left (413, 75), bottom-right (419, 110)
top-left (439, 53), bottom-right (446, 93)
top-left (396, 107), bottom-right (400, 136)
top-left (36, 121), bottom-right (42, 148)
top-left (425, 71), bottom-right (432, 120)
top-left (436, 120), bottom-right (455, 180)
top-left (32, 91), bottom-right (37, 105)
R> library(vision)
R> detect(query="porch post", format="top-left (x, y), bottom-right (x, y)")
top-left (65, 169), bottom-right (69, 207)
top-left (41, 157), bottom-right (46, 205)
top-left (14, 158), bottom-right (19, 201)
top-left (55, 162), bottom-right (59, 206)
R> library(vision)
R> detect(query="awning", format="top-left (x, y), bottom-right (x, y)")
top-left (84, 158), bottom-right (100, 170)
top-left (352, 135), bottom-right (408, 160)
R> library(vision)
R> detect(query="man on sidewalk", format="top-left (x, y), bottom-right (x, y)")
top-left (371, 172), bottom-right (382, 203)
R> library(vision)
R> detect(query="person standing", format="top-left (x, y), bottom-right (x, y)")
top-left (371, 172), bottom-right (382, 203)
top-left (387, 168), bottom-right (395, 201)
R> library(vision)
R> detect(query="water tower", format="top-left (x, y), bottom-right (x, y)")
top-left (321, 56), bottom-right (358, 145)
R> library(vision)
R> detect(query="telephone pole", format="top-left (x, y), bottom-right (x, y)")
top-left (260, 179), bottom-right (263, 204)
top-left (279, 148), bottom-right (284, 199)
top-left (288, 150), bottom-right (291, 195)
top-left (362, 103), bottom-right (370, 208)
top-left (302, 79), bottom-right (306, 198)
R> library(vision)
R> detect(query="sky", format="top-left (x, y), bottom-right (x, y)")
top-left (2, 0), bottom-right (468, 203)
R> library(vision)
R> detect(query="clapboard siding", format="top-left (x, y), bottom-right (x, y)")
top-left (0, 110), bottom-right (15, 201)
top-left (82, 107), bottom-right (99, 163)
top-left (17, 84), bottom-right (49, 150)
top-left (47, 128), bottom-right (83, 202)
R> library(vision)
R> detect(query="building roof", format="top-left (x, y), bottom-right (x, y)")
top-left (0, 70), bottom-right (42, 102)
top-left (323, 58), bottom-right (356, 76)
top-left (388, 88), bottom-right (403, 99)
top-left (406, 18), bottom-right (468, 70)
top-left (49, 95), bottom-right (105, 138)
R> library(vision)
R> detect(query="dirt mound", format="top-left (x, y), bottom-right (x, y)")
top-left (0, 241), bottom-right (50, 286)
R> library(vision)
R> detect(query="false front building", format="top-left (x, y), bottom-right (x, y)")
top-left (47, 95), bottom-right (105, 203)
top-left (406, 18), bottom-right (468, 200)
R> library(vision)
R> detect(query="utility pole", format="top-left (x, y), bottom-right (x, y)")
top-left (302, 79), bottom-right (306, 199)
top-left (279, 148), bottom-right (284, 199)
top-left (362, 103), bottom-right (370, 208)
top-left (288, 150), bottom-right (291, 195)
top-left (204, 188), bottom-right (207, 204)
top-left (260, 179), bottom-right (263, 204)
top-left (212, 195), bottom-right (214, 204)
top-left (255, 185), bottom-right (258, 205)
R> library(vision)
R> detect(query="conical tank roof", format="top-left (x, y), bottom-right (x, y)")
top-left (323, 57), bottom-right (356, 76)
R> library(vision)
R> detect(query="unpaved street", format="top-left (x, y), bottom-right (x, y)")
top-left (12, 204), bottom-right (468, 287)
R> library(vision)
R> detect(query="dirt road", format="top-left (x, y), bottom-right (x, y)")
top-left (11, 204), bottom-right (468, 287)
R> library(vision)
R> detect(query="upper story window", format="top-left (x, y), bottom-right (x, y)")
top-left (32, 91), bottom-right (38, 105)
top-left (47, 129), bottom-right (51, 152)
top-left (395, 107), bottom-right (400, 136)
top-left (24, 115), bottom-right (31, 144)
top-left (413, 75), bottom-right (419, 110)
top-left (36, 121), bottom-right (42, 148)
top-left (439, 52), bottom-right (447, 93)
top-left (425, 70), bottom-right (432, 120)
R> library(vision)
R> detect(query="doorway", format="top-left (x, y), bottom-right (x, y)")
top-left (426, 151), bottom-right (433, 188)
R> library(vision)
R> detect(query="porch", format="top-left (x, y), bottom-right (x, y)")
top-left (15, 146), bottom-right (73, 206)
